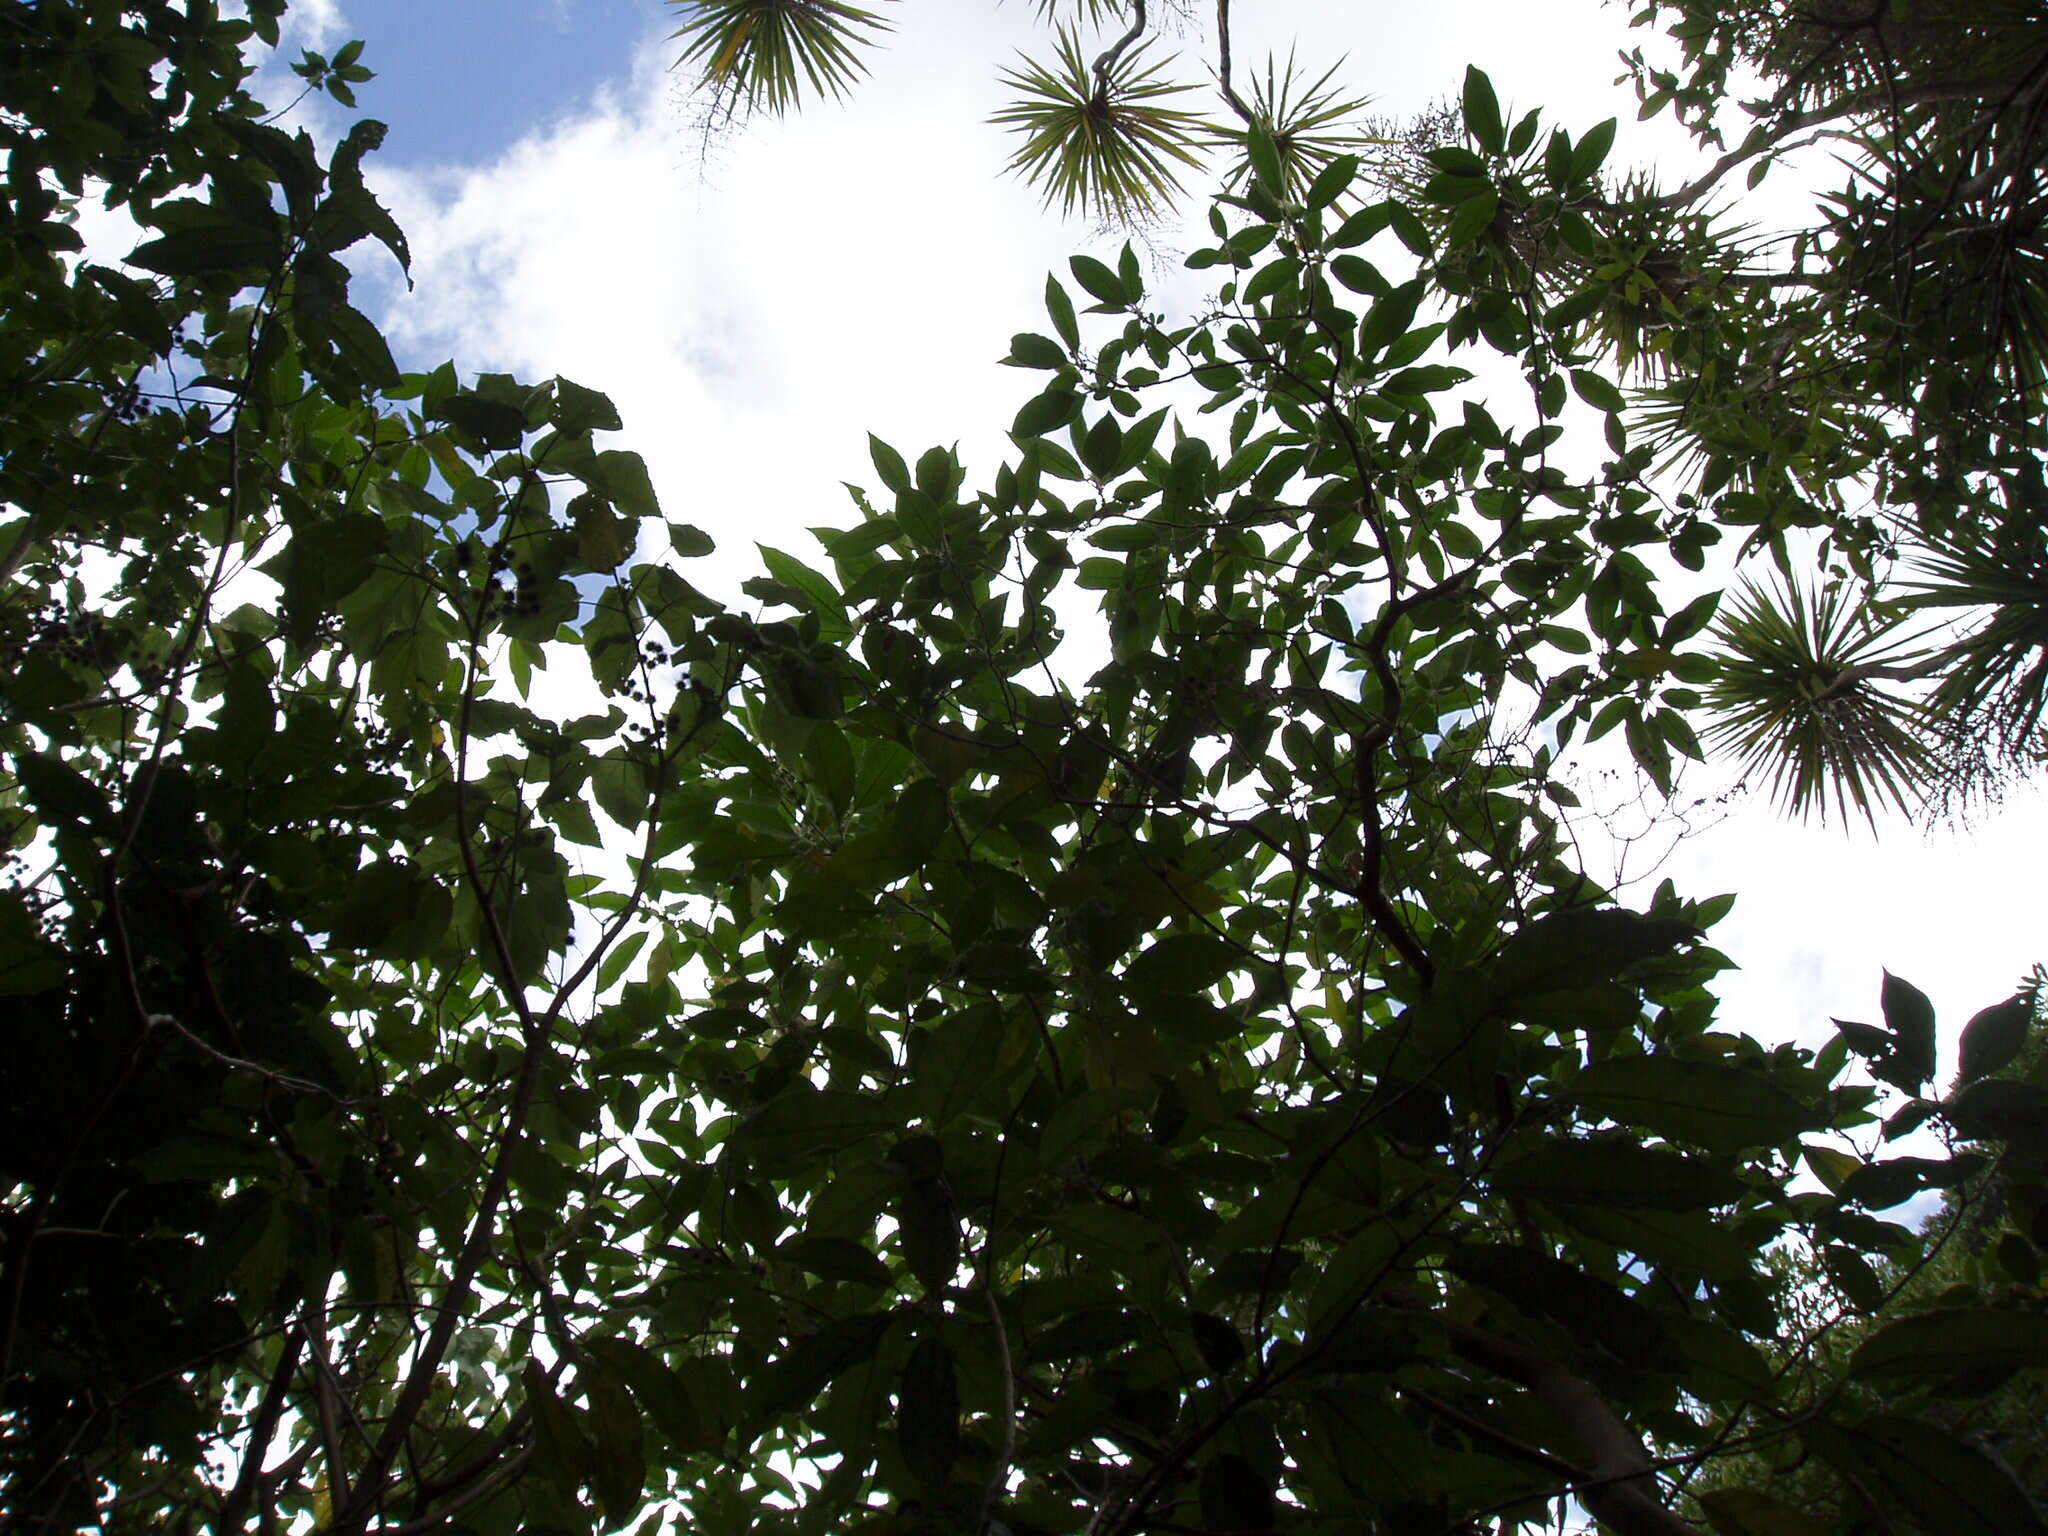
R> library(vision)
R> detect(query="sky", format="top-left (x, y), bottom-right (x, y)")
top-left (254, 0), bottom-right (2047, 1103)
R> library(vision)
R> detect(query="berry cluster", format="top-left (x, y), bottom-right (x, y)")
top-left (455, 540), bottom-right (543, 623)
top-left (352, 711), bottom-right (405, 767)
top-left (1, 596), bottom-right (166, 684)
top-left (103, 376), bottom-right (146, 424)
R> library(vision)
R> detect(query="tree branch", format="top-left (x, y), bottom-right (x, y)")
top-left (305, 1302), bottom-right (353, 1516)
top-left (215, 1323), bottom-right (305, 1535)
top-left (1652, 76), bottom-right (2033, 211)
top-left (1213, 0), bottom-right (1253, 124)
top-left (1092, 0), bottom-right (1148, 100)
top-left (1440, 1317), bottom-right (1701, 1536)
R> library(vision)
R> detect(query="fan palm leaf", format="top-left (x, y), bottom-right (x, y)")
top-left (668, 0), bottom-right (894, 118)
top-left (990, 25), bottom-right (1206, 222)
top-left (1898, 512), bottom-right (2048, 793)
top-left (1705, 576), bottom-right (1933, 824)
top-left (1207, 51), bottom-right (1376, 208)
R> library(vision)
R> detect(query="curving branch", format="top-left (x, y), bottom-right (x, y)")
top-left (215, 1323), bottom-right (305, 1535)
top-left (1441, 1317), bottom-right (1702, 1536)
top-left (1212, 0), bottom-right (1253, 124)
top-left (1091, 0), bottom-right (1148, 104)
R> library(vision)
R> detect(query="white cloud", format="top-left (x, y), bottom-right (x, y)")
top-left (370, 12), bottom-right (1123, 598)
top-left (279, 0), bottom-right (348, 52)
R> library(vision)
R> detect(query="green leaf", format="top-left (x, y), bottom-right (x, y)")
top-left (754, 1314), bottom-right (892, 1422)
top-left (1489, 906), bottom-right (1696, 1000)
top-left (1070, 253), bottom-right (1128, 307)
top-left (1330, 253), bottom-right (1380, 294)
top-left (869, 433), bottom-right (911, 493)
top-left (525, 1360), bottom-right (595, 1490)
top-left (1190, 1312), bottom-right (1245, 1375)
top-left (1080, 413), bottom-right (1122, 478)
top-left (1333, 201), bottom-right (1396, 247)
top-left (551, 377), bottom-right (623, 434)
top-left (585, 1363), bottom-right (647, 1525)
top-left (330, 859), bottom-right (442, 953)
top-left (735, 1086), bottom-right (898, 1172)
top-left (1805, 1416), bottom-right (2047, 1536)
top-left (1445, 186), bottom-right (1498, 248)
top-left (588, 449), bottom-right (659, 520)
top-left (759, 648), bottom-right (844, 720)
top-left (126, 207), bottom-right (282, 276)
top-left (1244, 122), bottom-right (1285, 200)
top-left (0, 892), bottom-right (66, 995)
top-left (896, 1175), bottom-right (958, 1294)
top-left (1199, 1453), bottom-right (1275, 1533)
top-left (1850, 1307), bottom-right (2048, 1381)
top-left (315, 300), bottom-right (402, 390)
top-left (1491, 1138), bottom-right (1747, 1211)
top-left (758, 545), bottom-right (848, 635)
top-left (1880, 970), bottom-right (1938, 1091)
top-left (1956, 994), bottom-right (2031, 1084)
top-left (1660, 1312), bottom-right (1776, 1401)
top-left (896, 1335), bottom-right (959, 1490)
top-left (1461, 66), bottom-right (1504, 155)
top-left (434, 392), bottom-right (527, 451)
top-left (1569, 117), bottom-right (1617, 183)
top-left (1304, 153), bottom-right (1358, 210)
top-left (1570, 368), bottom-right (1626, 414)
top-left (1006, 331), bottom-right (1068, 369)
top-left (783, 1235), bottom-right (893, 1289)
top-left (1698, 1488), bottom-right (1832, 1536)
top-left (1569, 1055), bottom-right (1809, 1153)
top-left (1044, 274), bottom-right (1081, 348)
top-left (910, 1010), bottom-right (999, 1129)
top-left (1802, 1143), bottom-right (1858, 1193)
top-left (592, 755), bottom-right (650, 829)
top-left (670, 521), bottom-right (716, 557)
top-left (1447, 1244), bottom-right (1674, 1367)
top-left (573, 493), bottom-right (628, 570)
top-left (1946, 1077), bottom-right (2048, 1152)
top-left (1014, 386), bottom-right (1079, 439)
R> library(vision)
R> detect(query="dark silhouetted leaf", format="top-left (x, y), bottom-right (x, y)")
top-left (896, 1334), bottom-right (959, 1491)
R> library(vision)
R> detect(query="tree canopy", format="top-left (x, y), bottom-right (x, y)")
top-left (2, 3), bottom-right (2045, 1535)
top-left (675, 0), bottom-right (2048, 819)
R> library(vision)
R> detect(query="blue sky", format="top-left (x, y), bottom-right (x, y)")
top-left (260, 0), bottom-right (2048, 1090)
top-left (306, 0), bottom-right (656, 169)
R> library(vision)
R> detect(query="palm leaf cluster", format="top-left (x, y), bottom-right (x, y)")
top-left (1209, 51), bottom-right (1378, 207)
top-left (1705, 578), bottom-right (1933, 824)
top-left (667, 0), bottom-right (893, 118)
top-left (1903, 513), bottom-right (2048, 802)
top-left (1028, 0), bottom-right (1130, 19)
top-left (1825, 116), bottom-right (2048, 444)
top-left (989, 25), bottom-right (1206, 222)
top-left (1735, 0), bottom-right (2042, 114)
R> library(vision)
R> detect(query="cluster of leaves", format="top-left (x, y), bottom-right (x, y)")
top-left (668, 0), bottom-right (2048, 819)
top-left (3, 6), bottom-right (2046, 1536)
top-left (1683, 974), bottom-right (2048, 1534)
top-left (667, 0), bottom-right (1378, 225)
top-left (1606, 0), bottom-right (2048, 815)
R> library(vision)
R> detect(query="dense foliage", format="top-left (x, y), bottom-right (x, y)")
top-left (677, 0), bottom-right (2048, 820)
top-left (2, 3), bottom-right (2045, 1535)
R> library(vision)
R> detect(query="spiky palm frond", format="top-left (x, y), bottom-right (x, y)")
top-left (1209, 51), bottom-right (1376, 207)
top-left (1822, 117), bottom-right (2048, 438)
top-left (1030, 0), bottom-right (1128, 20)
top-left (1899, 513), bottom-right (2048, 793)
top-left (990, 26), bottom-right (1206, 222)
top-left (668, 0), bottom-right (894, 119)
top-left (1030, 1), bottom-right (1201, 28)
top-left (1705, 577), bottom-right (1933, 824)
